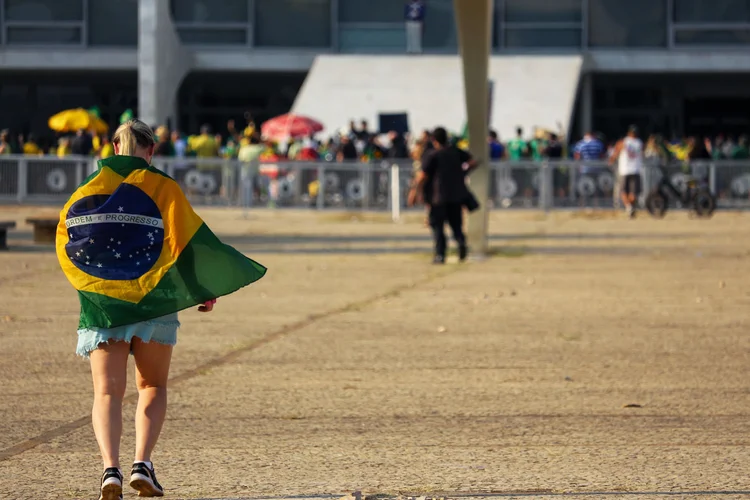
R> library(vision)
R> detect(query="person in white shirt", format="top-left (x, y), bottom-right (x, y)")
top-left (609, 125), bottom-right (643, 218)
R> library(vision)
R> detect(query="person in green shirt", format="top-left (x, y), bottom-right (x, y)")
top-left (529, 129), bottom-right (548, 161)
top-left (731, 135), bottom-right (749, 159)
top-left (506, 127), bottom-right (528, 160)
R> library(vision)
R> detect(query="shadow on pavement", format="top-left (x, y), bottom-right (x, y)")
top-left (4, 229), bottom-right (656, 257)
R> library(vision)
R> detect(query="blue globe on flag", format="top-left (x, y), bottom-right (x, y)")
top-left (64, 184), bottom-right (165, 281)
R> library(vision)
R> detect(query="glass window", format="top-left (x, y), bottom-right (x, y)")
top-left (505, 0), bottom-right (582, 23)
top-left (589, 0), bottom-right (667, 47)
top-left (593, 113), bottom-right (667, 140)
top-left (423, 0), bottom-right (457, 49)
top-left (611, 88), bottom-right (662, 109)
top-left (89, 0), bottom-right (138, 46)
top-left (254, 0), bottom-right (331, 48)
top-left (170, 0), bottom-right (248, 23)
top-left (674, 0), bottom-right (750, 23)
top-left (504, 28), bottom-right (581, 48)
top-left (675, 29), bottom-right (750, 44)
top-left (5, 0), bottom-right (83, 21)
top-left (339, 26), bottom-right (406, 52)
top-left (7, 27), bottom-right (82, 44)
top-left (177, 28), bottom-right (247, 45)
top-left (339, 0), bottom-right (404, 23)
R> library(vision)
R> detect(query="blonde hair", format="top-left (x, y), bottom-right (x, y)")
top-left (112, 119), bottom-right (156, 156)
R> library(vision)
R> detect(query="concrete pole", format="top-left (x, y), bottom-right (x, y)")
top-left (579, 72), bottom-right (593, 138)
top-left (453, 0), bottom-right (492, 258)
top-left (138, 0), bottom-right (191, 127)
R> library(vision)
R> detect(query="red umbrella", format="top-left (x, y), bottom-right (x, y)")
top-left (261, 113), bottom-right (323, 139)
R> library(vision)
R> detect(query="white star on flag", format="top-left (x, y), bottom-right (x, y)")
top-left (136, 261), bottom-right (140, 266)
top-left (129, 254), bottom-right (133, 258)
top-left (89, 238), bottom-right (95, 244)
top-left (147, 232), bottom-right (153, 238)
top-left (115, 253), bottom-right (121, 259)
top-left (117, 241), bottom-right (121, 245)
top-left (118, 206), bottom-right (124, 212)
top-left (76, 251), bottom-right (81, 256)
top-left (107, 246), bottom-right (110, 249)
top-left (97, 263), bottom-right (103, 268)
top-left (69, 233), bottom-right (73, 238)
top-left (110, 238), bottom-right (114, 242)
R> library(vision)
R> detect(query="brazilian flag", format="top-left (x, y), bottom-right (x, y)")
top-left (56, 155), bottom-right (267, 329)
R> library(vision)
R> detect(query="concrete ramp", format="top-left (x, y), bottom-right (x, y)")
top-left (292, 55), bottom-right (582, 141)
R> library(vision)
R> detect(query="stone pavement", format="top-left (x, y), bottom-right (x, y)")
top-left (1, 209), bottom-right (750, 499)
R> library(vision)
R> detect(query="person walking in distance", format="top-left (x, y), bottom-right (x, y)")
top-left (609, 125), bottom-right (644, 218)
top-left (405, 0), bottom-right (425, 54)
top-left (415, 127), bottom-right (478, 264)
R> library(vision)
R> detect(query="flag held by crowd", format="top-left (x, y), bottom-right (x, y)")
top-left (56, 155), bottom-right (267, 329)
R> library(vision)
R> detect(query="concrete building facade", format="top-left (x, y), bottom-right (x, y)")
top-left (1, 0), bottom-right (750, 139)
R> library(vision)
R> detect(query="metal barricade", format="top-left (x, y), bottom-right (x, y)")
top-left (563, 160), bottom-right (618, 209)
top-left (0, 155), bottom-right (93, 203)
top-left (309, 161), bottom-right (384, 209)
top-left (152, 157), bottom-right (235, 206)
top-left (707, 160), bottom-right (750, 208)
top-left (0, 157), bottom-right (20, 201)
top-left (250, 161), bottom-right (326, 209)
top-left (490, 161), bottom-right (543, 209)
top-left (25, 157), bottom-right (86, 201)
top-left (4, 155), bottom-right (750, 212)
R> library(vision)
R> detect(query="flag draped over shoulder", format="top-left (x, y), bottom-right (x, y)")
top-left (56, 155), bottom-right (267, 329)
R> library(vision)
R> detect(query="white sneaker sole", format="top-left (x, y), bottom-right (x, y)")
top-left (130, 473), bottom-right (164, 497)
top-left (99, 478), bottom-right (122, 500)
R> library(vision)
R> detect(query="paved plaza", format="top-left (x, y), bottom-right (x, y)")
top-left (1, 208), bottom-right (749, 499)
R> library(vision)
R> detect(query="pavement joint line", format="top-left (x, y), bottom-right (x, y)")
top-left (192, 491), bottom-right (750, 500)
top-left (0, 266), bottom-right (460, 463)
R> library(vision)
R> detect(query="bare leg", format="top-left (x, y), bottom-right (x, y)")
top-left (132, 338), bottom-right (173, 462)
top-left (90, 341), bottom-right (130, 469)
top-left (620, 190), bottom-right (631, 209)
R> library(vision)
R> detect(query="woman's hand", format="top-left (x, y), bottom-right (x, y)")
top-left (199, 299), bottom-right (216, 313)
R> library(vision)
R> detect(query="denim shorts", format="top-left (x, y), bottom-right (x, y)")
top-left (76, 313), bottom-right (180, 358)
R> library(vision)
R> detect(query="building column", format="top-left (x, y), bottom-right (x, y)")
top-left (454, 0), bottom-right (493, 258)
top-left (579, 72), bottom-right (593, 136)
top-left (138, 0), bottom-right (192, 128)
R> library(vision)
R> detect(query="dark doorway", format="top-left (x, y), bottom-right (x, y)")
top-left (684, 97), bottom-right (750, 138)
top-left (0, 71), bottom-right (137, 141)
top-left (177, 71), bottom-right (306, 136)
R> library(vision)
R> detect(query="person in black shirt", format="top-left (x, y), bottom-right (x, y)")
top-left (71, 129), bottom-right (93, 156)
top-left (387, 131), bottom-right (409, 159)
top-left (544, 133), bottom-right (563, 159)
top-left (417, 127), bottom-right (478, 264)
top-left (336, 134), bottom-right (358, 162)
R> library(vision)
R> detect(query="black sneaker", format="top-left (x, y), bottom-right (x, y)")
top-left (99, 467), bottom-right (123, 500)
top-left (129, 462), bottom-right (164, 497)
top-left (458, 245), bottom-right (468, 262)
top-left (432, 255), bottom-right (445, 265)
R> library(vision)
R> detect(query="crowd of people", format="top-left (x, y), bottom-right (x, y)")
top-left (1, 118), bottom-right (748, 177)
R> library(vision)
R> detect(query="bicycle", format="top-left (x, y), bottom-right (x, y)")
top-left (644, 164), bottom-right (716, 218)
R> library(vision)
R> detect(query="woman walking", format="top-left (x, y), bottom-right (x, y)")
top-left (56, 119), bottom-right (266, 499)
